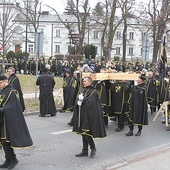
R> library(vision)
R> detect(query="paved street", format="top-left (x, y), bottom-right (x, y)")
top-left (0, 108), bottom-right (170, 170)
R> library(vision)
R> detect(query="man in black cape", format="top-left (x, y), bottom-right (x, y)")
top-left (146, 71), bottom-right (157, 114)
top-left (62, 71), bottom-right (80, 112)
top-left (73, 76), bottom-right (106, 158)
top-left (7, 66), bottom-right (26, 111)
top-left (126, 75), bottom-right (148, 136)
top-left (0, 75), bottom-right (33, 169)
top-left (60, 70), bottom-right (72, 112)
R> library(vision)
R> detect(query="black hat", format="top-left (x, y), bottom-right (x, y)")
top-left (0, 75), bottom-right (7, 81)
top-left (66, 70), bottom-right (71, 74)
top-left (139, 75), bottom-right (146, 81)
top-left (42, 68), bottom-right (48, 73)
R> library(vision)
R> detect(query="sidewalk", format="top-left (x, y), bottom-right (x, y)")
top-left (23, 90), bottom-right (60, 99)
top-left (23, 89), bottom-right (63, 115)
top-left (107, 144), bottom-right (170, 170)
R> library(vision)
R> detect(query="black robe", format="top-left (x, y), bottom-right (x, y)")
top-left (62, 77), bottom-right (80, 111)
top-left (93, 81), bottom-right (108, 118)
top-left (8, 73), bottom-right (26, 111)
top-left (110, 81), bottom-right (125, 116)
top-left (62, 76), bottom-right (72, 106)
top-left (73, 86), bottom-right (106, 138)
top-left (36, 73), bottom-right (57, 116)
top-left (0, 84), bottom-right (33, 148)
top-left (147, 77), bottom-right (157, 109)
top-left (127, 83), bottom-right (148, 126)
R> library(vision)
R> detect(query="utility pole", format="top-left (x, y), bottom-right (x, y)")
top-left (24, 0), bottom-right (29, 74)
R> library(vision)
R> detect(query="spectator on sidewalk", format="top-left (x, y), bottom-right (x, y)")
top-left (7, 67), bottom-right (26, 111)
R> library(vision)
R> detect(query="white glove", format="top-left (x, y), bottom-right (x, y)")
top-left (77, 100), bottom-right (82, 106)
top-left (78, 93), bottom-right (84, 101)
top-left (164, 78), bottom-right (169, 82)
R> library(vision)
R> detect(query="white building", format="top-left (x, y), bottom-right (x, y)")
top-left (11, 12), bottom-right (153, 62)
top-left (0, 0), bottom-right (161, 63)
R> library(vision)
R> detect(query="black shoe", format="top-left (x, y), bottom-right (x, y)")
top-left (39, 115), bottom-right (45, 117)
top-left (162, 120), bottom-right (165, 124)
top-left (135, 130), bottom-right (141, 136)
top-left (51, 114), bottom-right (56, 117)
top-left (67, 121), bottom-right (73, 126)
top-left (75, 151), bottom-right (88, 157)
top-left (110, 116), bottom-right (117, 122)
top-left (7, 159), bottom-right (18, 169)
top-left (115, 127), bottom-right (124, 132)
top-left (0, 160), bottom-right (10, 168)
top-left (125, 130), bottom-right (133, 136)
top-left (90, 148), bottom-right (96, 158)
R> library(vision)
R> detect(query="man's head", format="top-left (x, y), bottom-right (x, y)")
top-left (83, 76), bottom-right (93, 87)
top-left (8, 67), bottom-right (15, 76)
top-left (0, 75), bottom-right (8, 89)
top-left (137, 75), bottom-right (146, 85)
top-left (65, 70), bottom-right (71, 77)
top-left (147, 71), bottom-right (153, 78)
top-left (46, 64), bottom-right (51, 70)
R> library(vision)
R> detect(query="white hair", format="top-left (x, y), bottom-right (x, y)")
top-left (46, 64), bottom-right (51, 69)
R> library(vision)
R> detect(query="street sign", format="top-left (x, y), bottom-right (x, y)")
top-left (35, 32), bottom-right (43, 54)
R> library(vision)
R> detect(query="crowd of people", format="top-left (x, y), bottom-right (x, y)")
top-left (1, 56), bottom-right (169, 77)
top-left (0, 57), bottom-right (170, 168)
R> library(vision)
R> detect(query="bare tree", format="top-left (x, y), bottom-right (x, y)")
top-left (145, 0), bottom-right (170, 63)
top-left (92, 0), bottom-right (122, 62)
top-left (47, 0), bottom-right (90, 55)
top-left (0, 0), bottom-right (19, 73)
top-left (15, 0), bottom-right (42, 33)
top-left (118, 0), bottom-right (136, 62)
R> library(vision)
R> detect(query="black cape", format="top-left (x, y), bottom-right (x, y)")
top-left (0, 84), bottom-right (33, 148)
top-left (146, 77), bottom-right (157, 109)
top-left (73, 86), bottom-right (107, 138)
top-left (62, 77), bottom-right (80, 111)
top-left (127, 83), bottom-right (148, 125)
top-left (8, 73), bottom-right (26, 111)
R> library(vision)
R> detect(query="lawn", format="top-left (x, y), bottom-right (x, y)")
top-left (15, 74), bottom-right (63, 92)
top-left (9, 74), bottom-right (64, 113)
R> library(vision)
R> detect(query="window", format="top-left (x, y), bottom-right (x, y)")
top-left (95, 46), bottom-right (98, 54)
top-left (141, 33), bottom-right (146, 40)
top-left (129, 47), bottom-right (133, 55)
top-left (56, 29), bottom-right (60, 37)
top-left (94, 31), bottom-right (98, 39)
top-left (116, 47), bottom-right (121, 55)
top-left (129, 32), bottom-right (134, 40)
top-left (68, 45), bottom-right (71, 54)
top-left (105, 32), bottom-right (109, 39)
top-left (116, 31), bottom-right (121, 39)
top-left (55, 45), bottom-right (60, 53)
top-left (28, 44), bottom-right (34, 53)
top-left (28, 28), bottom-right (34, 37)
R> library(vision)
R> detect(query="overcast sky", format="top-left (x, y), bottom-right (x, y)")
top-left (40, 0), bottom-right (149, 14)
top-left (41, 0), bottom-right (98, 14)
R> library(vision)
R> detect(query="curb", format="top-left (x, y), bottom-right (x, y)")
top-left (105, 143), bottom-right (170, 169)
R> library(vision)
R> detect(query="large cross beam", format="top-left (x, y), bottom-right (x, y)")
top-left (82, 73), bottom-right (140, 81)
